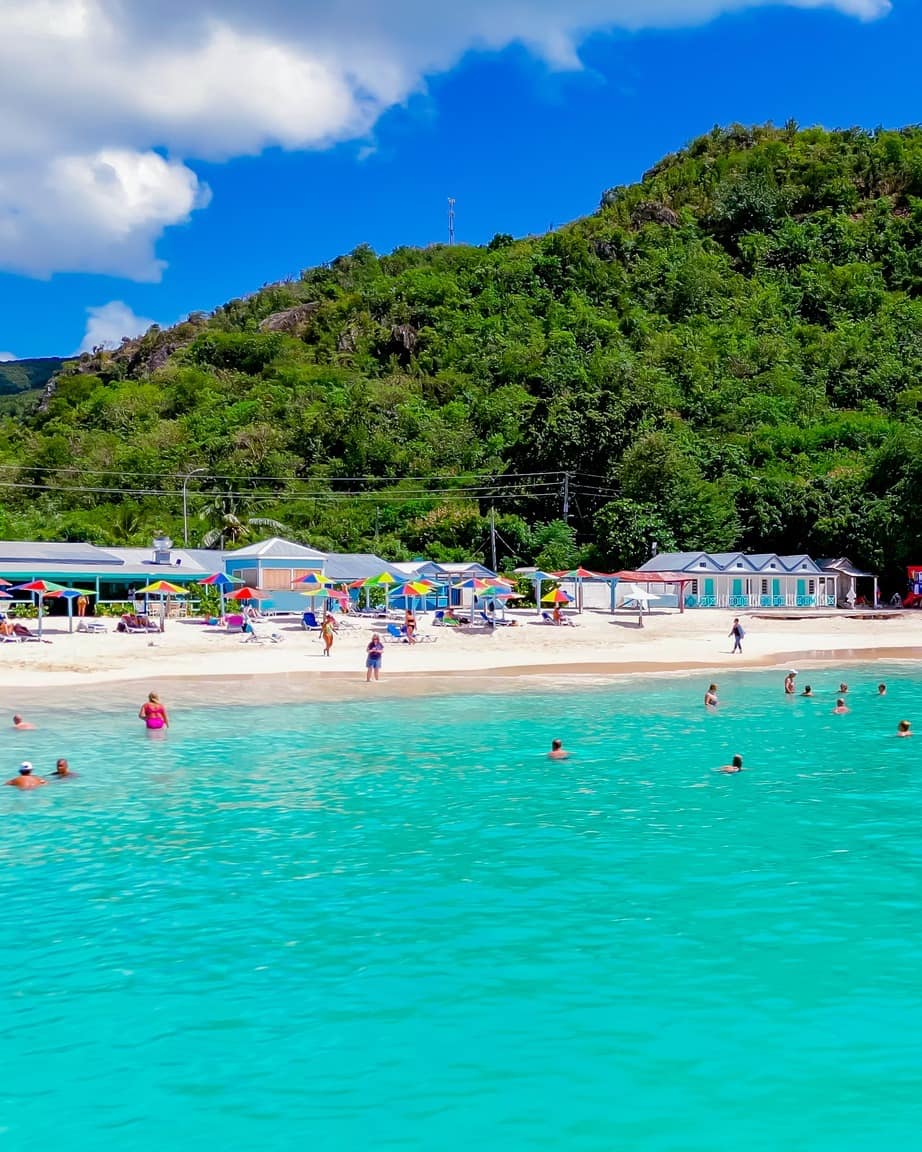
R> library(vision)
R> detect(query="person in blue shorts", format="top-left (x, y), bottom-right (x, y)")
top-left (365, 633), bottom-right (383, 682)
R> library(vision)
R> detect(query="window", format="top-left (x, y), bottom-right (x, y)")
top-left (769, 563), bottom-right (777, 569)
top-left (698, 561), bottom-right (707, 569)
top-left (691, 580), bottom-right (699, 596)
top-left (808, 580), bottom-right (815, 595)
top-left (736, 561), bottom-right (744, 569)
top-left (761, 579), bottom-right (768, 595)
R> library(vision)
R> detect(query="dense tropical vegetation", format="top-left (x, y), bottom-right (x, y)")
top-left (4, 123), bottom-right (922, 585)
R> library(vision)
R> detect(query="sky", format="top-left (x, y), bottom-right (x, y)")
top-left (0, 0), bottom-right (917, 360)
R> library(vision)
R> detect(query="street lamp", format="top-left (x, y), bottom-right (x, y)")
top-left (181, 467), bottom-right (206, 546)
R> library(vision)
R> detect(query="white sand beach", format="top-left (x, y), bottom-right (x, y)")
top-left (0, 607), bottom-right (917, 691)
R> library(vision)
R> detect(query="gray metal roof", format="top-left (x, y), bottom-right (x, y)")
top-left (818, 557), bottom-right (875, 578)
top-left (322, 553), bottom-right (406, 582)
top-left (639, 552), bottom-right (712, 572)
top-left (0, 541), bottom-right (124, 566)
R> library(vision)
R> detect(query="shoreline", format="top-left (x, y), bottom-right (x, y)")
top-left (0, 643), bottom-right (917, 709)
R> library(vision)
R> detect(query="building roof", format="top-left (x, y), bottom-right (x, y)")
top-left (224, 537), bottom-right (327, 561)
top-left (640, 551), bottom-right (828, 575)
top-left (0, 540), bottom-right (220, 581)
top-left (778, 554), bottom-right (824, 574)
top-left (0, 541), bottom-right (124, 566)
top-left (321, 553), bottom-right (406, 582)
top-left (818, 556), bottom-right (875, 578)
top-left (638, 552), bottom-right (720, 572)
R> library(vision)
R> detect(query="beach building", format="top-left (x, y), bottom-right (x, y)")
top-left (0, 537), bottom-right (223, 612)
top-left (818, 557), bottom-right (879, 607)
top-left (638, 551), bottom-right (839, 608)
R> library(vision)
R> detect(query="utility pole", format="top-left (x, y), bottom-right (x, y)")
top-left (490, 506), bottom-right (498, 573)
top-left (561, 472), bottom-right (572, 521)
top-left (448, 197), bottom-right (455, 246)
top-left (181, 466), bottom-right (206, 546)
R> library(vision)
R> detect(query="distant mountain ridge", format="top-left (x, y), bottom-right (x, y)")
top-left (0, 357), bottom-right (65, 396)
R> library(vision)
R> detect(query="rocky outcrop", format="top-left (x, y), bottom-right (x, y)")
top-left (631, 201), bottom-right (679, 228)
top-left (258, 303), bottom-right (320, 335)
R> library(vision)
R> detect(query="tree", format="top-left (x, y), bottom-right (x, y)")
top-left (199, 495), bottom-right (289, 548)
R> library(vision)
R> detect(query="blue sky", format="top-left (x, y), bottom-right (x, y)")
top-left (0, 0), bottom-right (913, 360)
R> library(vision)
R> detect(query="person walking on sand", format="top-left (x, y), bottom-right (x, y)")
top-left (704, 684), bottom-right (718, 709)
top-left (404, 608), bottom-right (417, 644)
top-left (76, 593), bottom-right (88, 618)
top-left (729, 618), bottom-right (744, 654)
top-left (365, 632), bottom-right (383, 682)
top-left (321, 613), bottom-right (336, 657)
top-left (139, 692), bottom-right (169, 731)
top-left (6, 761), bottom-right (46, 789)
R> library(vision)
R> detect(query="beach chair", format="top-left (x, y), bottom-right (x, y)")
top-left (301, 611), bottom-right (320, 630)
top-left (241, 621), bottom-right (284, 644)
top-left (77, 618), bottom-right (107, 633)
top-left (224, 613), bottom-right (245, 634)
top-left (384, 623), bottom-right (408, 643)
top-left (13, 623), bottom-right (47, 642)
top-left (117, 613), bottom-right (158, 634)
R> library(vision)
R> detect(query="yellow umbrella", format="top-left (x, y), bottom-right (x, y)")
top-left (135, 580), bottom-right (187, 632)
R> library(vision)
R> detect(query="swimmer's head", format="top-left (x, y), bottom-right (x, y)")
top-left (804, 686), bottom-right (813, 694)
top-left (732, 755), bottom-right (743, 769)
top-left (708, 684), bottom-right (717, 692)
top-left (839, 683), bottom-right (848, 692)
top-left (878, 684), bottom-right (887, 694)
top-left (836, 698), bottom-right (846, 707)
top-left (19, 761), bottom-right (32, 775)
top-left (898, 720), bottom-right (911, 733)
top-left (551, 739), bottom-right (562, 751)
top-left (12, 714), bottom-right (21, 725)
top-left (148, 692), bottom-right (159, 704)
top-left (56, 758), bottom-right (69, 773)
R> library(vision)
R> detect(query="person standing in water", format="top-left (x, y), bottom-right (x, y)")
top-left (704, 684), bottom-right (718, 709)
top-left (728, 618), bottom-right (744, 654)
top-left (548, 739), bottom-right (569, 760)
top-left (6, 762), bottom-right (46, 789)
top-left (833, 698), bottom-right (849, 715)
top-left (878, 683), bottom-right (887, 697)
top-left (801, 685), bottom-right (814, 697)
top-left (365, 633), bottom-right (383, 682)
top-left (784, 671), bottom-right (797, 695)
top-left (897, 720), bottom-right (912, 737)
top-left (139, 692), bottom-right (169, 731)
top-left (51, 758), bottom-right (76, 778)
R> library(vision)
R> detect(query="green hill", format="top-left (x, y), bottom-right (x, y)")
top-left (0, 357), bottom-right (64, 395)
top-left (6, 122), bottom-right (922, 583)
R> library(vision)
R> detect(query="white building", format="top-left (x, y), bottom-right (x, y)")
top-left (638, 551), bottom-right (838, 609)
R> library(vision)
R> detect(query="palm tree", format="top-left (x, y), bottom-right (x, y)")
top-left (199, 495), bottom-right (289, 549)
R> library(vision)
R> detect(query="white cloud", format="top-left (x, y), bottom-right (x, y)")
top-left (0, 351), bottom-right (15, 361)
top-left (0, 0), bottom-right (893, 279)
top-left (78, 301), bottom-right (157, 353)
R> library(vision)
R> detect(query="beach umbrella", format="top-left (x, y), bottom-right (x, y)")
top-left (10, 579), bottom-right (71, 638)
top-left (135, 580), bottom-right (188, 633)
top-left (552, 567), bottom-right (601, 614)
top-left (226, 585), bottom-right (269, 601)
top-left (293, 571), bottom-right (332, 586)
top-left (523, 569), bottom-right (557, 615)
top-left (542, 588), bottom-right (572, 604)
top-left (197, 571), bottom-right (242, 618)
top-left (363, 571), bottom-right (398, 614)
top-left (43, 587), bottom-right (96, 634)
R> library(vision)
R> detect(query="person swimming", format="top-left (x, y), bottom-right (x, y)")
top-left (139, 692), bottom-right (169, 730)
top-left (839, 682), bottom-right (849, 695)
top-left (51, 758), bottom-right (76, 778)
top-left (801, 685), bottom-right (813, 697)
top-left (784, 671), bottom-right (797, 695)
top-left (704, 684), bottom-right (718, 709)
top-left (878, 683), bottom-right (887, 696)
top-left (548, 739), bottom-right (569, 760)
top-left (833, 698), bottom-right (849, 714)
top-left (5, 761), bottom-right (46, 789)
top-left (897, 720), bottom-right (912, 738)
top-left (12, 714), bottom-right (35, 730)
top-left (718, 755), bottom-right (744, 774)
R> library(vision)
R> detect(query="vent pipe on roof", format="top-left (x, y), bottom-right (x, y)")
top-left (153, 534), bottom-right (172, 565)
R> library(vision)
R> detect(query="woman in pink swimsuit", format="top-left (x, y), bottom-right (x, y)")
top-left (139, 692), bottom-right (169, 731)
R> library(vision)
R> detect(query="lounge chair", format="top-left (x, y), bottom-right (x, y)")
top-left (77, 618), bottom-right (107, 633)
top-left (385, 623), bottom-right (408, 643)
top-left (300, 611), bottom-right (321, 631)
top-left (240, 621), bottom-right (284, 644)
top-left (541, 611), bottom-right (575, 627)
top-left (13, 623), bottom-right (48, 643)
top-left (224, 613), bottom-right (245, 634)
top-left (117, 613), bottom-right (159, 634)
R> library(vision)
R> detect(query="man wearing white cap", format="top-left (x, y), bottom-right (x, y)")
top-left (5, 762), bottom-right (47, 790)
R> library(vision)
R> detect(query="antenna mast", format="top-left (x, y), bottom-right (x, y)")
top-left (448, 197), bottom-right (455, 246)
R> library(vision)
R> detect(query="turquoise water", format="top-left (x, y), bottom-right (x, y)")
top-left (2, 666), bottom-right (921, 1150)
